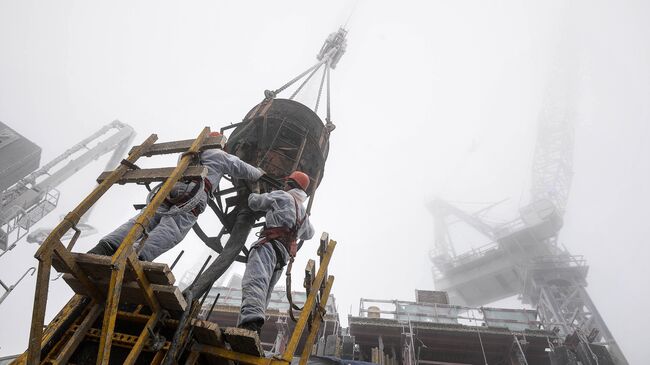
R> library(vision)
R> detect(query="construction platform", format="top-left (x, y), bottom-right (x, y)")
top-left (10, 129), bottom-right (337, 365)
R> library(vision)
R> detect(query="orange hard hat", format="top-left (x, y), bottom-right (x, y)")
top-left (287, 171), bottom-right (310, 191)
top-left (209, 131), bottom-right (222, 137)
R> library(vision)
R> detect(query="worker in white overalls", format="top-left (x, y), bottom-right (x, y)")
top-left (237, 171), bottom-right (315, 334)
top-left (88, 132), bottom-right (263, 261)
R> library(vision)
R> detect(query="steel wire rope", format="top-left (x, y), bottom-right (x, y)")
top-left (314, 61), bottom-right (328, 112)
top-left (290, 63), bottom-right (324, 100)
top-left (326, 61), bottom-right (332, 123)
top-left (273, 58), bottom-right (329, 96)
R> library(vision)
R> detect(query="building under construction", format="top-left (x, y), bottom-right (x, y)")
top-left (0, 23), bottom-right (629, 365)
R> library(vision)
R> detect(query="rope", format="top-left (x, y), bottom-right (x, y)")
top-left (290, 63), bottom-right (324, 100)
top-left (326, 61), bottom-right (332, 123)
top-left (314, 62), bottom-right (328, 112)
top-left (274, 58), bottom-right (328, 96)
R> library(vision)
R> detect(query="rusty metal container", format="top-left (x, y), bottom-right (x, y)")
top-left (226, 98), bottom-right (331, 195)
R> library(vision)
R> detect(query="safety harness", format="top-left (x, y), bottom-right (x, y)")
top-left (254, 194), bottom-right (305, 257)
top-left (162, 177), bottom-right (213, 217)
top-left (251, 193), bottom-right (308, 322)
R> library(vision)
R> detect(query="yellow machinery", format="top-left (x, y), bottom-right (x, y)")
top-left (11, 128), bottom-right (336, 365)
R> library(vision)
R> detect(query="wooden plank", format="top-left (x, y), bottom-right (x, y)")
top-left (26, 253), bottom-right (52, 365)
top-left (96, 166), bottom-right (207, 184)
top-left (192, 344), bottom-right (269, 365)
top-left (191, 319), bottom-right (224, 346)
top-left (184, 351), bottom-right (200, 365)
top-left (52, 244), bottom-right (104, 301)
top-left (63, 275), bottom-right (187, 311)
top-left (128, 135), bottom-right (226, 156)
top-left (222, 327), bottom-right (265, 357)
top-left (52, 252), bottom-right (175, 285)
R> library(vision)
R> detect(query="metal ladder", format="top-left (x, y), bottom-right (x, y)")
top-left (258, 119), bottom-right (309, 174)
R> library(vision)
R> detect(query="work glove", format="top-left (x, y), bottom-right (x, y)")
top-left (250, 181), bottom-right (261, 194)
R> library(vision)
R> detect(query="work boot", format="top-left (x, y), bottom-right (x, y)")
top-left (238, 319), bottom-right (264, 336)
top-left (87, 240), bottom-right (116, 256)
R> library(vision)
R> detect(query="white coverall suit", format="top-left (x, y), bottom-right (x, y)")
top-left (238, 188), bottom-right (315, 326)
top-left (93, 149), bottom-right (263, 261)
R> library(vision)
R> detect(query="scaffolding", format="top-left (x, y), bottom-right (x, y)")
top-left (11, 130), bottom-right (337, 365)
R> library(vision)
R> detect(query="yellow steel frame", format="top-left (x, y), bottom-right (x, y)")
top-left (191, 239), bottom-right (337, 365)
top-left (19, 128), bottom-right (212, 365)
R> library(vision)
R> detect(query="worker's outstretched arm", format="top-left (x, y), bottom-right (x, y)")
top-left (225, 154), bottom-right (264, 181)
top-left (201, 149), bottom-right (263, 181)
top-left (248, 191), bottom-right (280, 212)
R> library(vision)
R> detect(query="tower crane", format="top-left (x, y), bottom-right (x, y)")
top-left (429, 36), bottom-right (629, 365)
top-left (0, 120), bottom-right (136, 253)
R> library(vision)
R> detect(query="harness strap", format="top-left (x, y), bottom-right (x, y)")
top-left (257, 193), bottom-right (305, 257)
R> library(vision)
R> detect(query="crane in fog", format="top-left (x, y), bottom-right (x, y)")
top-left (429, 43), bottom-right (629, 365)
top-left (0, 121), bottom-right (136, 254)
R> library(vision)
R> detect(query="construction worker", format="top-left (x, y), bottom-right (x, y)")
top-left (237, 171), bottom-right (315, 334)
top-left (88, 132), bottom-right (263, 261)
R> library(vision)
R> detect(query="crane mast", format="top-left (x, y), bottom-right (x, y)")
top-left (530, 61), bottom-right (576, 218)
top-left (429, 38), bottom-right (629, 365)
top-left (0, 120), bottom-right (136, 252)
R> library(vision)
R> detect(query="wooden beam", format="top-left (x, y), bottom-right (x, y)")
top-left (127, 251), bottom-right (161, 312)
top-left (298, 275), bottom-right (335, 365)
top-left (27, 134), bottom-right (158, 365)
top-left (223, 328), bottom-right (264, 357)
top-left (97, 166), bottom-right (207, 184)
top-left (51, 303), bottom-right (103, 365)
top-left (282, 240), bottom-right (336, 361)
top-left (191, 320), bottom-right (225, 347)
top-left (52, 243), bottom-right (103, 301)
top-left (62, 275), bottom-right (187, 311)
top-left (52, 252), bottom-right (175, 286)
top-left (97, 128), bottom-right (209, 365)
top-left (123, 311), bottom-right (161, 365)
top-left (129, 135), bottom-right (226, 156)
top-left (26, 253), bottom-right (52, 365)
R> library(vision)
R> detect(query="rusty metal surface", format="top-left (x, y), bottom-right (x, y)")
top-left (228, 98), bottom-right (330, 196)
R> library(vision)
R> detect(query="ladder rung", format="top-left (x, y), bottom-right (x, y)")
top-left (270, 150), bottom-right (297, 162)
top-left (276, 137), bottom-right (300, 148)
top-left (279, 122), bottom-right (308, 137)
top-left (128, 135), bottom-right (226, 157)
top-left (97, 166), bottom-right (207, 184)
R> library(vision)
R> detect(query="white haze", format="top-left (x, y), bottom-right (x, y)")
top-left (0, 1), bottom-right (649, 362)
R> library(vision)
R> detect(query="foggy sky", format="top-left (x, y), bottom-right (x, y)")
top-left (1, 1), bottom-right (649, 362)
